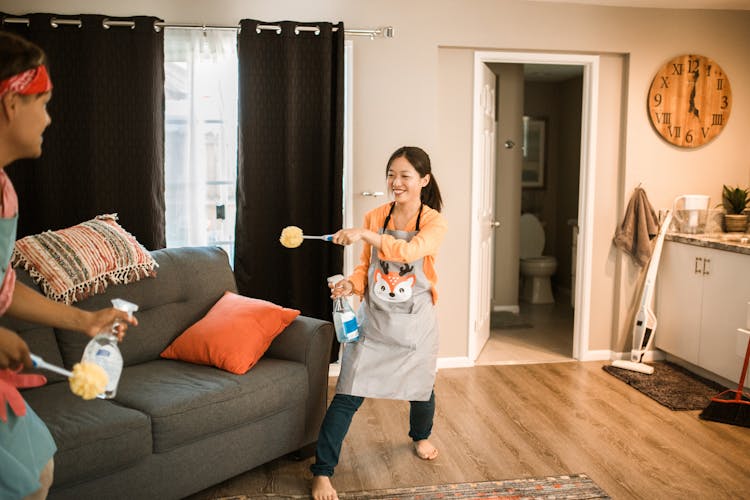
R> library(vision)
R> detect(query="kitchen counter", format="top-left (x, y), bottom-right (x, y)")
top-left (666, 232), bottom-right (750, 256)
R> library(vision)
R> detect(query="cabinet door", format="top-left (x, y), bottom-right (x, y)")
top-left (655, 242), bottom-right (703, 363)
top-left (698, 248), bottom-right (750, 384)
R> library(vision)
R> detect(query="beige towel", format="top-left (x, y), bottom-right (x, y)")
top-left (613, 188), bottom-right (659, 267)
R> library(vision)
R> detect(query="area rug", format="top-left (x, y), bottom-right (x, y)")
top-left (603, 361), bottom-right (727, 410)
top-left (217, 473), bottom-right (610, 499)
top-left (491, 310), bottom-right (533, 330)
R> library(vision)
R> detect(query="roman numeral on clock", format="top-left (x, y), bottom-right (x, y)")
top-left (712, 114), bottom-right (723, 125)
top-left (655, 112), bottom-right (671, 124)
top-left (667, 126), bottom-right (681, 138)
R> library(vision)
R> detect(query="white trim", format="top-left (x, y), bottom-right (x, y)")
top-left (329, 356), bottom-right (474, 377)
top-left (493, 305), bottom-right (520, 313)
top-left (437, 357), bottom-right (475, 369)
top-left (470, 50), bottom-right (599, 362)
top-left (343, 40), bottom-right (355, 277)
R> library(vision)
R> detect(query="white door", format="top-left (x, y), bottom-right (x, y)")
top-left (468, 63), bottom-right (497, 360)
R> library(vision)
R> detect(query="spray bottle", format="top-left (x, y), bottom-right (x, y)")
top-left (327, 274), bottom-right (359, 343)
top-left (81, 298), bottom-right (139, 399)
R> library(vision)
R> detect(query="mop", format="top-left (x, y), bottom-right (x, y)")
top-left (611, 210), bottom-right (673, 375)
top-left (699, 331), bottom-right (750, 427)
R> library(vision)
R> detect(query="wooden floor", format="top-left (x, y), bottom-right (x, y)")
top-left (187, 362), bottom-right (750, 499)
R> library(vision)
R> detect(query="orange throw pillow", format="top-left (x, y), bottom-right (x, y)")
top-left (161, 291), bottom-right (300, 374)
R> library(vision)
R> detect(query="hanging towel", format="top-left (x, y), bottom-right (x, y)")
top-left (613, 187), bottom-right (660, 267)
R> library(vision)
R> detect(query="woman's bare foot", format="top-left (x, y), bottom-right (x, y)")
top-left (312, 475), bottom-right (338, 500)
top-left (414, 439), bottom-right (439, 460)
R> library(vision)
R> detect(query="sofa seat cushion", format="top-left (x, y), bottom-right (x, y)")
top-left (23, 382), bottom-right (152, 487)
top-left (113, 358), bottom-right (308, 453)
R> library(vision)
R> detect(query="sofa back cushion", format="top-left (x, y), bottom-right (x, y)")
top-left (55, 246), bottom-right (237, 368)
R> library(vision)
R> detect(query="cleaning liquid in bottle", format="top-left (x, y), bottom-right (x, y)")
top-left (81, 298), bottom-right (139, 399)
top-left (327, 275), bottom-right (359, 343)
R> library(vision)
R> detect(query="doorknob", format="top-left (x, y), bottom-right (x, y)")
top-left (361, 191), bottom-right (385, 197)
top-left (490, 221), bottom-right (500, 228)
top-left (503, 140), bottom-right (515, 149)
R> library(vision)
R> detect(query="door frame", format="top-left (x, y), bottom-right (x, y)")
top-left (468, 50), bottom-right (599, 361)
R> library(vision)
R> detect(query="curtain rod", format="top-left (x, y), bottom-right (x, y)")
top-left (1, 17), bottom-right (394, 38)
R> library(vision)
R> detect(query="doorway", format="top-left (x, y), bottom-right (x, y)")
top-left (468, 51), bottom-right (600, 363)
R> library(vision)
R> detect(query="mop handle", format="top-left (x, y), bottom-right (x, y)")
top-left (736, 329), bottom-right (750, 400)
top-left (302, 234), bottom-right (333, 241)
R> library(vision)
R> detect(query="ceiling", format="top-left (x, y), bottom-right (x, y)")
top-left (533, 0), bottom-right (750, 9)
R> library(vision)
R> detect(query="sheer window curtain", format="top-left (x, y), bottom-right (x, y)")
top-left (164, 28), bottom-right (238, 261)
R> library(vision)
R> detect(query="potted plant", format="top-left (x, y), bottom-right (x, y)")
top-left (721, 184), bottom-right (750, 232)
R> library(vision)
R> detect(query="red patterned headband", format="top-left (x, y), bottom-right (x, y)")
top-left (0, 65), bottom-right (53, 99)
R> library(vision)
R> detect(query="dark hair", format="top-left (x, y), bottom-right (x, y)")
top-left (0, 31), bottom-right (46, 81)
top-left (386, 146), bottom-right (443, 212)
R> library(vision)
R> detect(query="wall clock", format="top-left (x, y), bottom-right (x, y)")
top-left (647, 54), bottom-right (732, 148)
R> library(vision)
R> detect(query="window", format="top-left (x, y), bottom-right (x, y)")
top-left (164, 28), bottom-right (238, 262)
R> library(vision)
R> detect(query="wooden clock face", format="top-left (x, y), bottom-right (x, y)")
top-left (647, 54), bottom-right (732, 148)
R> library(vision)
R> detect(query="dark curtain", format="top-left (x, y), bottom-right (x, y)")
top-left (1, 13), bottom-right (165, 250)
top-left (236, 20), bottom-right (344, 360)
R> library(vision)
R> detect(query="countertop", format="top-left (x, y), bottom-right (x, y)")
top-left (666, 232), bottom-right (750, 256)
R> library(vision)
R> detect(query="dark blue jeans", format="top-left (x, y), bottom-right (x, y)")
top-left (310, 390), bottom-right (435, 477)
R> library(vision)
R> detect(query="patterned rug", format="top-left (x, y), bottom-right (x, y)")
top-left (217, 474), bottom-right (610, 499)
top-left (490, 311), bottom-right (533, 330)
top-left (603, 361), bottom-right (726, 410)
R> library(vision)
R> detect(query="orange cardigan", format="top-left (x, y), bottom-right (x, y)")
top-left (348, 203), bottom-right (447, 304)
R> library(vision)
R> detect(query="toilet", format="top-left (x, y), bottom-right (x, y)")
top-left (519, 213), bottom-right (557, 304)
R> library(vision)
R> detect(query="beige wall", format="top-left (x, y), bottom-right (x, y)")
top-left (5, 0), bottom-right (749, 359)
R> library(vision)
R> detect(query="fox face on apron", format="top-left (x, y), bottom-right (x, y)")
top-left (336, 203), bottom-right (438, 402)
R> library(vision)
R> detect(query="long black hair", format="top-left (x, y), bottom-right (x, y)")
top-left (386, 146), bottom-right (443, 212)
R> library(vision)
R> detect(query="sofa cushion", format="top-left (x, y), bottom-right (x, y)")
top-left (23, 382), bottom-right (152, 487)
top-left (55, 246), bottom-right (238, 369)
top-left (160, 292), bottom-right (300, 374)
top-left (113, 358), bottom-right (308, 453)
top-left (12, 214), bottom-right (157, 305)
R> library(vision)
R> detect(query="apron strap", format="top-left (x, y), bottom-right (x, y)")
top-left (382, 202), bottom-right (423, 232)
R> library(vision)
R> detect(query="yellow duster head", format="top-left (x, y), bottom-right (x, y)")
top-left (69, 362), bottom-right (108, 400)
top-left (280, 226), bottom-right (304, 248)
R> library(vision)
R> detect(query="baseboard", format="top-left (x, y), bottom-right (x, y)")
top-left (492, 304), bottom-right (520, 313)
top-left (329, 356), bottom-right (475, 377)
top-left (437, 357), bottom-right (475, 369)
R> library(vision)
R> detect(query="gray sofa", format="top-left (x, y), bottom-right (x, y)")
top-left (4, 246), bottom-right (333, 500)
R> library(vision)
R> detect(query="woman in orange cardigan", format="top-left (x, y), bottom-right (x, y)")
top-left (312, 146), bottom-right (447, 500)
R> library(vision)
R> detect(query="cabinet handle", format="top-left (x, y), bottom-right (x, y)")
top-left (694, 257), bottom-right (703, 274)
top-left (702, 258), bottom-right (710, 276)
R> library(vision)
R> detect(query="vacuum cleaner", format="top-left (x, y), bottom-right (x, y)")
top-left (612, 210), bottom-right (673, 375)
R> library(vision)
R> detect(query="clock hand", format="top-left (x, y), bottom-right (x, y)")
top-left (688, 69), bottom-right (700, 119)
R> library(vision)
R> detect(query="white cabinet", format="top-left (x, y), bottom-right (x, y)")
top-left (655, 241), bottom-right (750, 384)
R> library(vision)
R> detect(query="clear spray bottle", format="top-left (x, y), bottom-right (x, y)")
top-left (81, 298), bottom-right (139, 399)
top-left (327, 274), bottom-right (359, 343)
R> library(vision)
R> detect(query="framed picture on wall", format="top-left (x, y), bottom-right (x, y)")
top-left (522, 116), bottom-right (546, 188)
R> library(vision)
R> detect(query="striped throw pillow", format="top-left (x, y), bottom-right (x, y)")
top-left (12, 214), bottom-right (157, 304)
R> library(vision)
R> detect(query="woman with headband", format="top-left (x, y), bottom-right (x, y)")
top-left (0, 31), bottom-right (136, 499)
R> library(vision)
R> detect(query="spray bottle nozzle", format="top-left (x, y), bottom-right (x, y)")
top-left (111, 298), bottom-right (139, 321)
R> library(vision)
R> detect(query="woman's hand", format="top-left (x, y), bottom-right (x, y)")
top-left (0, 327), bottom-right (31, 370)
top-left (332, 228), bottom-right (381, 248)
top-left (81, 308), bottom-right (138, 342)
top-left (329, 279), bottom-right (354, 299)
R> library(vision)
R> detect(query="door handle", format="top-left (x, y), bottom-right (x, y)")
top-left (490, 221), bottom-right (500, 228)
top-left (361, 191), bottom-right (385, 197)
top-left (702, 258), bottom-right (710, 276)
top-left (694, 257), bottom-right (703, 274)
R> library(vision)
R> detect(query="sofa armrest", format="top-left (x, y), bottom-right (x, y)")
top-left (265, 315), bottom-right (333, 447)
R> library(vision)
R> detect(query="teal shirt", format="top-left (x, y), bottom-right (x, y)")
top-left (0, 214), bottom-right (57, 498)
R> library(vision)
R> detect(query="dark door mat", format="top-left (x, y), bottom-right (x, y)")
top-left (490, 311), bottom-right (532, 329)
top-left (603, 361), bottom-right (727, 410)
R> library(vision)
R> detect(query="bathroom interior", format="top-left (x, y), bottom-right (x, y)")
top-left (477, 63), bottom-right (583, 366)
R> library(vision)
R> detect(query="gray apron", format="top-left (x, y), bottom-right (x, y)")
top-left (336, 203), bottom-right (438, 401)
